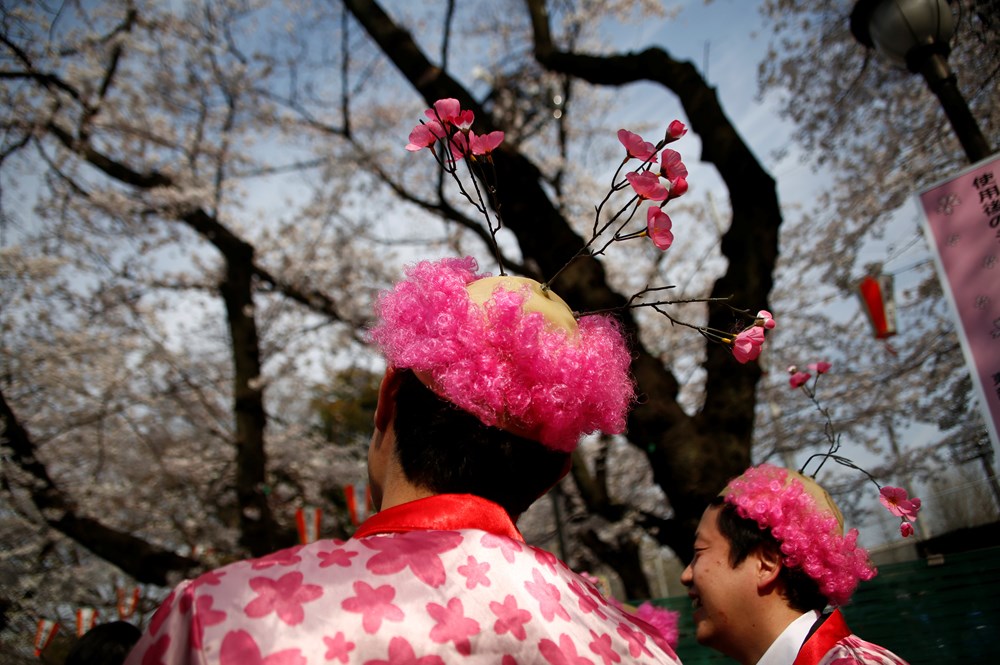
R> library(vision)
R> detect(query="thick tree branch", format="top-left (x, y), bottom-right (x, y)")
top-left (526, 0), bottom-right (782, 555)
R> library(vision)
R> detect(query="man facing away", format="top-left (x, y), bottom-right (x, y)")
top-left (125, 256), bottom-right (681, 665)
top-left (681, 464), bottom-right (909, 665)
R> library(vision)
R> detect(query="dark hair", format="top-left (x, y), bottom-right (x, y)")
top-left (711, 496), bottom-right (829, 612)
top-left (392, 370), bottom-right (571, 518)
top-left (65, 621), bottom-right (141, 665)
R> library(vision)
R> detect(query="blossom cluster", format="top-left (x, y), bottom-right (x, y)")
top-left (729, 310), bottom-right (776, 363)
top-left (879, 487), bottom-right (922, 537)
top-left (406, 98), bottom-right (504, 161)
top-left (788, 360), bottom-right (831, 388)
top-left (617, 125), bottom-right (689, 250)
top-left (406, 99), bottom-right (690, 255)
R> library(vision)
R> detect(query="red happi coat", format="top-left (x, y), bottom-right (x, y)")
top-left (794, 610), bottom-right (910, 665)
top-left (125, 494), bottom-right (681, 665)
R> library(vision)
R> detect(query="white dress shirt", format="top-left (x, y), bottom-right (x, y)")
top-left (756, 609), bottom-right (821, 665)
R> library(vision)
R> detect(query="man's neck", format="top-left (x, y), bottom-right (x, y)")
top-left (367, 419), bottom-right (434, 512)
top-left (378, 480), bottom-right (435, 512)
top-left (733, 605), bottom-right (809, 665)
top-left (752, 610), bottom-right (819, 665)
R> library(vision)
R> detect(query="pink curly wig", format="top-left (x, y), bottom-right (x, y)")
top-left (723, 464), bottom-right (876, 606)
top-left (368, 257), bottom-right (635, 452)
top-left (634, 602), bottom-right (680, 651)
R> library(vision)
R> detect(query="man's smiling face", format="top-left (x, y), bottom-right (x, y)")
top-left (680, 505), bottom-right (761, 658)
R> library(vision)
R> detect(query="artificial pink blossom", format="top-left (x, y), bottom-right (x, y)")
top-left (646, 207), bottom-right (674, 250)
top-left (626, 171), bottom-right (668, 201)
top-left (789, 371), bottom-right (811, 389)
top-left (405, 121), bottom-right (446, 151)
top-left (425, 98), bottom-right (463, 125)
top-left (879, 487), bottom-right (921, 521)
top-left (667, 120), bottom-right (687, 140)
top-left (808, 361), bottom-right (832, 374)
top-left (449, 132), bottom-right (469, 160)
top-left (668, 176), bottom-right (688, 199)
top-left (732, 326), bottom-right (765, 363)
top-left (756, 310), bottom-right (776, 330)
top-left (659, 149), bottom-right (688, 185)
top-left (900, 522), bottom-right (915, 537)
top-left (617, 129), bottom-right (658, 162)
top-left (452, 109), bottom-right (475, 131)
top-left (469, 130), bottom-right (504, 155)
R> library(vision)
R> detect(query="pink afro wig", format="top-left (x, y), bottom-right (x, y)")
top-left (723, 464), bottom-right (876, 606)
top-left (368, 257), bottom-right (635, 451)
top-left (634, 602), bottom-right (680, 652)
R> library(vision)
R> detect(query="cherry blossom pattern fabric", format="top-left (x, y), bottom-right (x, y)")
top-left (125, 531), bottom-right (681, 665)
top-left (814, 636), bottom-right (910, 665)
top-left (794, 609), bottom-right (909, 665)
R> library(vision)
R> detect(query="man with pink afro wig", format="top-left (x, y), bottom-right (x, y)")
top-left (125, 256), bottom-right (682, 665)
top-left (680, 465), bottom-right (910, 665)
top-left (365, 256), bottom-right (636, 516)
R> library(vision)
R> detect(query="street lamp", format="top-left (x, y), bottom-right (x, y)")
top-left (850, 0), bottom-right (994, 163)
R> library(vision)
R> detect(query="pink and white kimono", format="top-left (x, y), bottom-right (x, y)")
top-left (124, 494), bottom-right (681, 665)
top-left (796, 610), bottom-right (910, 665)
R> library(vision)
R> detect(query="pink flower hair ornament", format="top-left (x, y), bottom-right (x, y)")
top-left (722, 464), bottom-right (876, 606)
top-left (716, 363), bottom-right (923, 610)
top-left (369, 257), bottom-right (634, 452)
top-left (404, 99), bottom-right (775, 366)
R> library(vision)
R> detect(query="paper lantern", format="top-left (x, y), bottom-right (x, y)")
top-left (75, 607), bottom-right (98, 636)
top-left (345, 483), bottom-right (372, 526)
top-left (117, 587), bottom-right (141, 620)
top-left (295, 506), bottom-right (322, 544)
top-left (857, 274), bottom-right (898, 339)
top-left (34, 619), bottom-right (59, 657)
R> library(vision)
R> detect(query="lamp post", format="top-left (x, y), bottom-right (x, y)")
top-left (850, 0), bottom-right (993, 164)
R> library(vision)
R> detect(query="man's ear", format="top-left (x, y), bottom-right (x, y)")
top-left (755, 545), bottom-right (783, 592)
top-left (374, 367), bottom-right (405, 433)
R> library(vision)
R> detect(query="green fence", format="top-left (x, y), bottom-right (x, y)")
top-left (651, 546), bottom-right (1000, 665)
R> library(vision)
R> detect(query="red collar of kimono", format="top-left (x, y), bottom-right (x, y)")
top-left (352, 494), bottom-right (524, 542)
top-left (793, 608), bottom-right (851, 665)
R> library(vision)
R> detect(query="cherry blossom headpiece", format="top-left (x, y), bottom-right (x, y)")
top-left (721, 361), bottom-right (925, 605)
top-left (371, 99), bottom-right (776, 450)
top-left (722, 464), bottom-right (875, 606)
top-left (402, 98), bottom-right (777, 364)
top-left (369, 257), bottom-right (633, 451)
